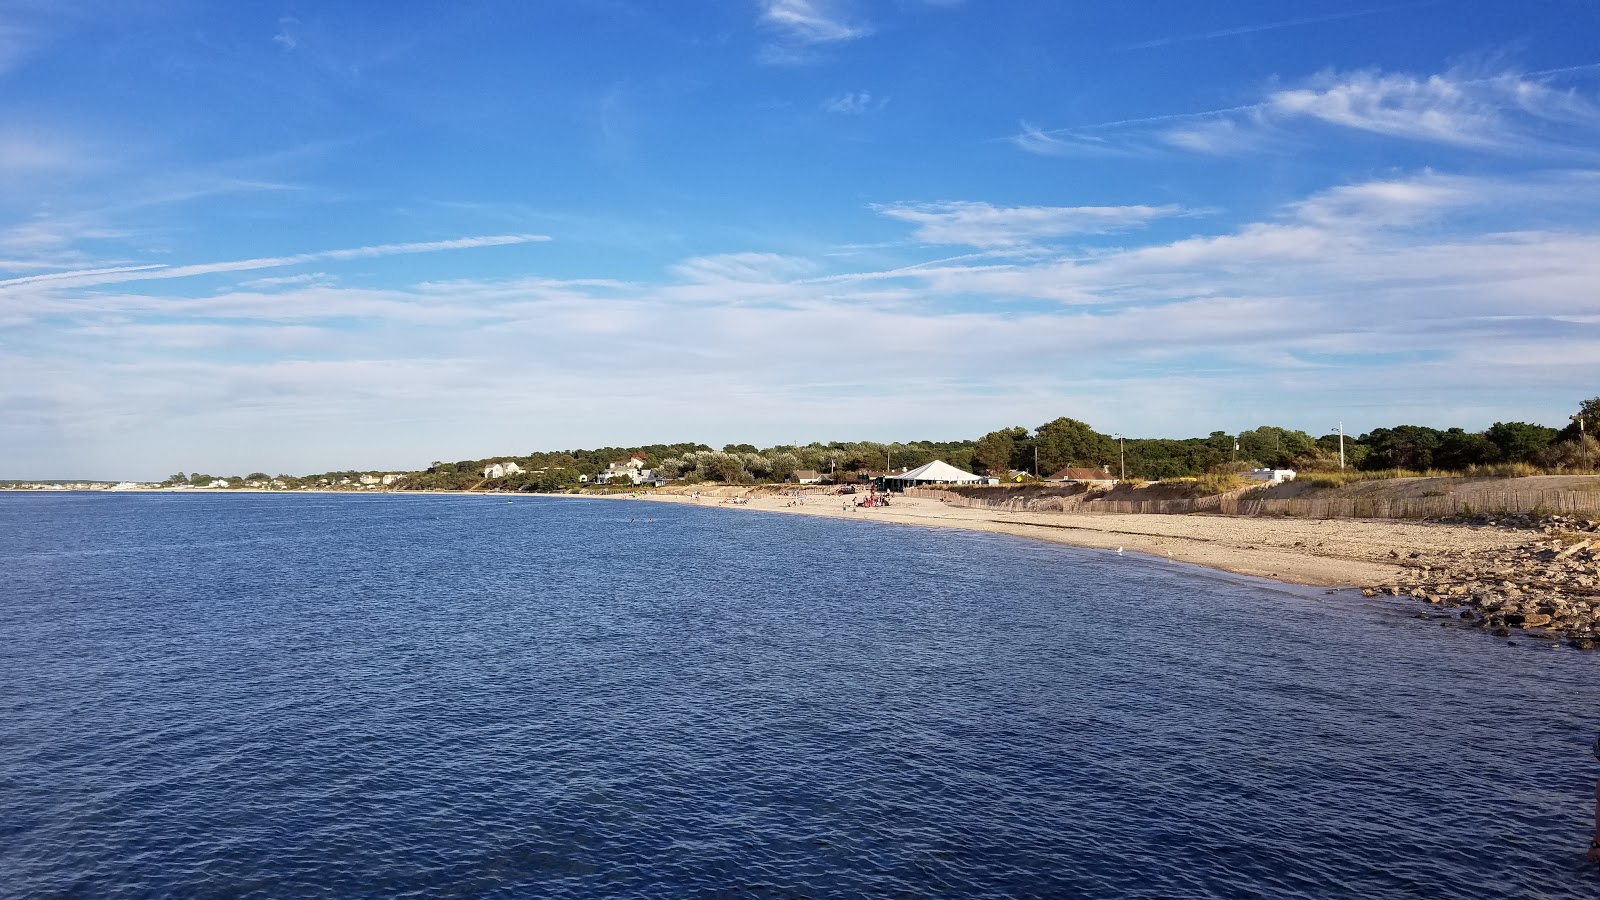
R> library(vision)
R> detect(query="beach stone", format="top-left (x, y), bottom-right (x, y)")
top-left (1522, 613), bottom-right (1552, 628)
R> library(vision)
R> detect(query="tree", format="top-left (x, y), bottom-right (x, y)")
top-left (1484, 421), bottom-right (1557, 463)
top-left (1434, 428), bottom-right (1497, 470)
top-left (1359, 426), bottom-right (1443, 471)
top-left (1033, 417), bottom-right (1115, 475)
top-left (1237, 426), bottom-right (1316, 470)
top-left (973, 427), bottom-right (1025, 476)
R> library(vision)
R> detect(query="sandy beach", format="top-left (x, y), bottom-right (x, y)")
top-left (619, 489), bottom-right (1531, 588)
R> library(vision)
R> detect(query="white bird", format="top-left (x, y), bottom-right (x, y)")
top-left (1116, 547), bottom-right (1124, 554)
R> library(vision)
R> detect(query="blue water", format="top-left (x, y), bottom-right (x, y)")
top-left (1, 493), bottom-right (1597, 898)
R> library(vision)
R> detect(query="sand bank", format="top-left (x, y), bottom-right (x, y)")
top-left (616, 490), bottom-right (1529, 588)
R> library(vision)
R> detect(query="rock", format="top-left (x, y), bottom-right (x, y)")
top-left (1522, 613), bottom-right (1552, 628)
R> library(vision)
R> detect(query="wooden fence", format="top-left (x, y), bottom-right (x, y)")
top-left (903, 486), bottom-right (1600, 521)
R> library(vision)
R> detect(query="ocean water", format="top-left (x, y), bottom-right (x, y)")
top-left (1, 492), bottom-right (1597, 899)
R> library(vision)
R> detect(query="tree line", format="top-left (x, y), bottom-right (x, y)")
top-left (164, 396), bottom-right (1600, 491)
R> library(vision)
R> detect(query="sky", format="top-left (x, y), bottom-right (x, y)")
top-left (3, 0), bottom-right (1600, 479)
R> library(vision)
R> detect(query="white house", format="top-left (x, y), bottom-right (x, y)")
top-left (595, 453), bottom-right (654, 485)
top-left (483, 461), bottom-right (525, 480)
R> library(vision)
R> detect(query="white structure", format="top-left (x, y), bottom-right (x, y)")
top-left (595, 454), bottom-right (654, 485)
top-left (1247, 468), bottom-right (1297, 483)
top-left (791, 470), bottom-right (822, 484)
top-left (881, 460), bottom-right (984, 490)
top-left (381, 473), bottom-right (404, 486)
top-left (483, 461), bottom-right (525, 480)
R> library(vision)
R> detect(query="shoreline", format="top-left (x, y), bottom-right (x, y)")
top-left (3, 484), bottom-right (1536, 590)
top-left (599, 490), bottom-right (1532, 589)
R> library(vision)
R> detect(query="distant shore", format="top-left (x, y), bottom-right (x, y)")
top-left (0, 482), bottom-right (1546, 592)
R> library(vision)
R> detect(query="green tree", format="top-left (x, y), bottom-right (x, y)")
top-left (1484, 421), bottom-right (1557, 463)
top-left (1435, 428), bottom-right (1497, 470)
top-left (1359, 426), bottom-right (1443, 471)
top-left (1237, 426), bottom-right (1316, 470)
top-left (974, 427), bottom-right (1025, 475)
top-left (1033, 417), bottom-right (1115, 475)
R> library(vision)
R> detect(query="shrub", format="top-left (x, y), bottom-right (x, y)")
top-left (1194, 472), bottom-right (1246, 495)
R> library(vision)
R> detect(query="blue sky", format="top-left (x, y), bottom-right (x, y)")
top-left (4, 0), bottom-right (1600, 479)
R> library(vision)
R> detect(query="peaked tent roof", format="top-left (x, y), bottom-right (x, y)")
top-left (883, 459), bottom-right (983, 483)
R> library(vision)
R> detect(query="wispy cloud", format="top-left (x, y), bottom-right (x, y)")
top-left (9, 173), bottom-right (1600, 477)
top-left (0, 234), bottom-right (551, 292)
top-left (1268, 69), bottom-right (1600, 150)
top-left (759, 0), bottom-right (869, 44)
top-left (272, 17), bottom-right (302, 51)
top-left (874, 201), bottom-right (1190, 247)
top-left (822, 91), bottom-right (886, 115)
top-left (1014, 66), bottom-right (1600, 158)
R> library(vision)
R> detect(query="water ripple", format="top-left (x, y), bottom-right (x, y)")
top-left (0, 492), bottom-right (1597, 898)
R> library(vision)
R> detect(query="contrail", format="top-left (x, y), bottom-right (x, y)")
top-left (1116, 2), bottom-right (1436, 51)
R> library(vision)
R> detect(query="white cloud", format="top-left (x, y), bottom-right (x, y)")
top-left (672, 252), bottom-right (816, 283)
top-left (759, 0), bottom-right (868, 44)
top-left (874, 201), bottom-right (1188, 247)
top-left (822, 91), bottom-right (885, 115)
top-left (1017, 67), bottom-right (1600, 158)
top-left (0, 233), bottom-right (551, 292)
top-left (8, 172), bottom-right (1600, 478)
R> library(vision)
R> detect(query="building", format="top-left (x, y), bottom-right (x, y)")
top-left (483, 461), bottom-right (525, 480)
top-left (1247, 468), bottom-right (1297, 483)
top-left (790, 470), bottom-right (822, 484)
top-left (595, 453), bottom-right (654, 485)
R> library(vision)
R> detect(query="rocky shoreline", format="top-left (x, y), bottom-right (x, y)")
top-left (1365, 514), bottom-right (1600, 649)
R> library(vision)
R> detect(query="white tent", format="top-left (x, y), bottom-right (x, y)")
top-left (881, 459), bottom-right (984, 489)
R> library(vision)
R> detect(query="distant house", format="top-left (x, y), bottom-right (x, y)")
top-left (595, 453), bottom-right (654, 486)
top-left (483, 461), bottom-right (525, 480)
top-left (790, 470), bottom-right (822, 485)
top-left (1048, 466), bottom-right (1118, 487)
top-left (1247, 468), bottom-right (1297, 483)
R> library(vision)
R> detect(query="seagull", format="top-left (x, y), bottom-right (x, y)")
top-left (1116, 547), bottom-right (1124, 554)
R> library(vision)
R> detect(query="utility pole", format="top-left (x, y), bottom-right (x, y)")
top-left (1577, 415), bottom-right (1589, 471)
top-left (1114, 433), bottom-right (1126, 482)
top-left (1033, 444), bottom-right (1039, 479)
top-left (885, 448), bottom-right (892, 473)
top-left (1337, 421), bottom-right (1346, 471)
